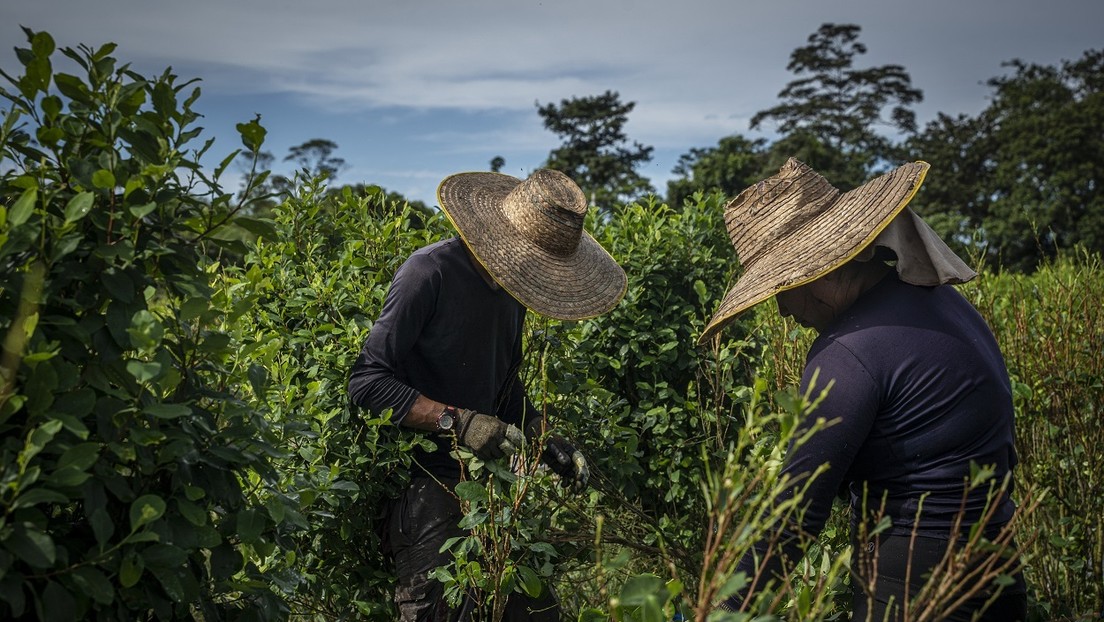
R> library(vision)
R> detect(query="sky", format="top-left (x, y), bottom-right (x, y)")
top-left (2, 0), bottom-right (1102, 208)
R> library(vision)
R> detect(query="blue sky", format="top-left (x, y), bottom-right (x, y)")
top-left (2, 0), bottom-right (1102, 207)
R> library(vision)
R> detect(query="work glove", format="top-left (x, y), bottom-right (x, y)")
top-left (525, 417), bottom-right (589, 491)
top-left (455, 408), bottom-right (525, 461)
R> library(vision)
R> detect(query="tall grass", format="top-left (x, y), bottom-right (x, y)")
top-left (966, 251), bottom-right (1104, 621)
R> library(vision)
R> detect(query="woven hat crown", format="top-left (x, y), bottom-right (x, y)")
top-left (502, 169), bottom-right (586, 257)
top-left (725, 158), bottom-right (838, 270)
top-left (699, 157), bottom-right (931, 344)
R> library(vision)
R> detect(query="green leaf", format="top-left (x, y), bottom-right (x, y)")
top-left (101, 269), bottom-right (134, 303)
top-left (62, 191), bottom-right (95, 224)
top-left (232, 215), bottom-right (278, 240)
top-left (3, 523), bottom-right (56, 568)
top-left (129, 494), bottom-right (166, 530)
top-left (91, 169), bottom-right (116, 189)
top-left (458, 509), bottom-right (488, 530)
top-left (125, 360), bottom-right (161, 382)
top-left (22, 419), bottom-right (63, 463)
top-left (71, 566), bottom-right (114, 605)
top-left (119, 553), bottom-right (143, 588)
top-left (141, 543), bottom-right (187, 568)
top-left (516, 565), bottom-right (542, 597)
top-left (48, 467), bottom-right (91, 487)
top-left (89, 507), bottom-right (114, 547)
top-left (128, 202), bottom-right (157, 218)
top-left (179, 297), bottom-right (210, 321)
top-left (127, 309), bottom-right (163, 349)
top-left (8, 188), bottom-right (37, 226)
top-left (57, 442), bottom-right (100, 471)
top-left (0, 573), bottom-right (27, 616)
top-left (11, 487), bottom-right (68, 510)
top-left (53, 73), bottom-right (91, 104)
top-left (30, 31), bottom-right (55, 59)
top-left (236, 508), bottom-right (264, 544)
top-left (236, 114), bottom-right (267, 151)
top-left (184, 484), bottom-right (206, 501)
top-left (176, 499), bottom-right (207, 526)
top-left (40, 581), bottom-right (76, 622)
top-left (143, 403), bottom-right (190, 419)
top-left (151, 566), bottom-right (185, 602)
top-left (454, 481), bottom-right (487, 503)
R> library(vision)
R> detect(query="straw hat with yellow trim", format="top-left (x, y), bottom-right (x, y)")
top-left (437, 168), bottom-right (627, 321)
top-left (700, 157), bottom-right (973, 344)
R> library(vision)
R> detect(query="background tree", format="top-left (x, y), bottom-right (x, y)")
top-left (284, 138), bottom-right (346, 181)
top-left (751, 23), bottom-right (923, 189)
top-left (490, 155), bottom-right (505, 172)
top-left (909, 49), bottom-right (1104, 271)
top-left (537, 90), bottom-right (654, 209)
top-left (665, 135), bottom-right (766, 208)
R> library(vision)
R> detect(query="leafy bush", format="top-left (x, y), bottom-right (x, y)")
top-left (3, 29), bottom-right (1100, 622)
top-left (965, 251), bottom-right (1104, 621)
top-left (0, 30), bottom-right (285, 620)
top-left (213, 179), bottom-right (446, 619)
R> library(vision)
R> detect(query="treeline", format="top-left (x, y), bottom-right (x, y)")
top-left (252, 23), bottom-right (1104, 275)
top-left (1, 26), bottom-right (1101, 622)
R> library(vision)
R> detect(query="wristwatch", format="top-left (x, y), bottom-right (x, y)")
top-left (436, 405), bottom-right (459, 433)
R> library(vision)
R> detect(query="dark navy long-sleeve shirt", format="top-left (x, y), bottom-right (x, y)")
top-left (738, 274), bottom-right (1018, 581)
top-left (347, 237), bottom-right (534, 479)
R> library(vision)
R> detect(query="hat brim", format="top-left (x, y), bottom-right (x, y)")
top-left (437, 172), bottom-right (627, 321)
top-left (698, 161), bottom-right (930, 344)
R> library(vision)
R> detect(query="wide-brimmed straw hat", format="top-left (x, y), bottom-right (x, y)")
top-left (699, 157), bottom-right (935, 344)
top-left (437, 169), bottom-right (627, 320)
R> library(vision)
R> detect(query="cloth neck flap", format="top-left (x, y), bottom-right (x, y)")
top-left (864, 208), bottom-right (977, 286)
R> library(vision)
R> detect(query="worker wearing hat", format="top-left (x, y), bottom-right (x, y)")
top-left (704, 158), bottom-right (1026, 621)
top-left (349, 168), bottom-right (626, 621)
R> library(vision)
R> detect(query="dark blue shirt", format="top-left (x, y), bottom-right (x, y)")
top-left (739, 275), bottom-right (1017, 580)
top-left (347, 237), bottom-right (533, 478)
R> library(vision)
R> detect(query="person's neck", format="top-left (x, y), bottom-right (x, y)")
top-left (845, 260), bottom-right (894, 303)
top-left (463, 245), bottom-right (500, 290)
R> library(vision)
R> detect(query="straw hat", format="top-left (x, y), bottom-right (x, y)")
top-left (437, 169), bottom-right (627, 320)
top-left (699, 157), bottom-right (932, 344)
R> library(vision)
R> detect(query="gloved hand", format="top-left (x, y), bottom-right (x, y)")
top-left (525, 417), bottom-right (589, 491)
top-left (455, 408), bottom-right (524, 461)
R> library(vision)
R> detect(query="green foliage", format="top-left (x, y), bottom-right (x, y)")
top-left (965, 252), bottom-right (1104, 620)
top-left (538, 90), bottom-right (655, 210)
top-left (665, 136), bottom-right (767, 210)
top-left (3, 27), bottom-right (1101, 622)
top-left (750, 23), bottom-right (923, 188)
top-left (909, 49), bottom-right (1104, 271)
top-left (0, 29), bottom-right (285, 620)
top-left (213, 180), bottom-right (446, 620)
top-left (539, 193), bottom-right (744, 544)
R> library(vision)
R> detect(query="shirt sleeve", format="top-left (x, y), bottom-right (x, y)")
top-left (346, 254), bottom-right (439, 424)
top-left (492, 306), bottom-right (538, 428)
top-left (732, 337), bottom-right (880, 595)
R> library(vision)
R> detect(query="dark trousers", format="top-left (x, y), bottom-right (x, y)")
top-left (386, 477), bottom-right (561, 622)
top-left (851, 533), bottom-right (1027, 622)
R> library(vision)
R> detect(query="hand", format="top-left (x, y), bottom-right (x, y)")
top-left (455, 409), bottom-right (524, 461)
top-left (526, 417), bottom-right (589, 491)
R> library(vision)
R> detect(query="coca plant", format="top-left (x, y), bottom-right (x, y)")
top-left (0, 29), bottom-right (288, 620)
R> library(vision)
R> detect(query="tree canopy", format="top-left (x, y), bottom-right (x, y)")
top-left (908, 49), bottom-right (1104, 270)
top-left (750, 23), bottom-right (923, 189)
top-left (538, 90), bottom-right (654, 210)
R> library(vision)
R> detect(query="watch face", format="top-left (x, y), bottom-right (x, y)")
top-left (438, 412), bottom-right (455, 431)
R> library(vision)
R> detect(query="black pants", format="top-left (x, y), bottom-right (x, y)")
top-left (385, 477), bottom-right (561, 622)
top-left (851, 533), bottom-right (1027, 622)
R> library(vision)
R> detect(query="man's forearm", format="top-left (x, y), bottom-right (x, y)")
top-left (401, 394), bottom-right (448, 431)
